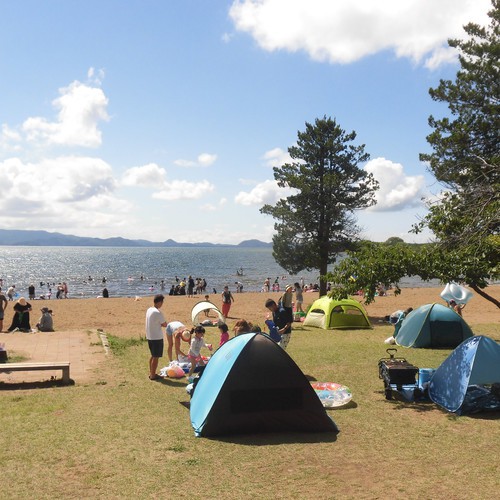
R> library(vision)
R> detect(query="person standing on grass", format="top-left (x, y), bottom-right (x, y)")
top-left (145, 294), bottom-right (167, 380)
top-left (221, 285), bottom-right (234, 319)
top-left (280, 285), bottom-right (294, 324)
top-left (165, 320), bottom-right (189, 362)
top-left (265, 298), bottom-right (292, 350)
top-left (293, 282), bottom-right (304, 313)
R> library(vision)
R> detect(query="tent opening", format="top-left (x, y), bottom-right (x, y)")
top-left (430, 320), bottom-right (465, 348)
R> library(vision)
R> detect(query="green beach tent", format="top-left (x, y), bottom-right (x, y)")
top-left (303, 297), bottom-right (371, 330)
top-left (395, 303), bottom-right (473, 348)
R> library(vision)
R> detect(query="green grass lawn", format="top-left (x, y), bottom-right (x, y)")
top-left (1, 324), bottom-right (499, 499)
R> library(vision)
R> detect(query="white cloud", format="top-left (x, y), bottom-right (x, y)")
top-left (197, 153), bottom-right (217, 166)
top-left (123, 163), bottom-right (215, 201)
top-left (200, 197), bottom-right (229, 212)
top-left (173, 159), bottom-right (196, 167)
top-left (234, 178), bottom-right (297, 206)
top-left (0, 124), bottom-right (22, 152)
top-left (238, 177), bottom-right (259, 186)
top-left (21, 79), bottom-right (109, 148)
top-left (152, 180), bottom-right (215, 201)
top-left (262, 147), bottom-right (293, 167)
top-left (174, 152), bottom-right (217, 168)
top-left (122, 163), bottom-right (167, 187)
top-left (0, 155), bottom-right (130, 232)
top-left (365, 157), bottom-right (425, 211)
top-left (170, 224), bottom-right (273, 245)
top-left (87, 67), bottom-right (105, 85)
top-left (229, 0), bottom-right (490, 67)
top-left (200, 203), bottom-right (217, 212)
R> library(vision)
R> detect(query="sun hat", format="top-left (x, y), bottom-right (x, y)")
top-left (41, 307), bottom-right (49, 313)
top-left (18, 297), bottom-right (27, 306)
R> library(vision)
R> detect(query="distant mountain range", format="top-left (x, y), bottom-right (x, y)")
top-left (0, 229), bottom-right (272, 248)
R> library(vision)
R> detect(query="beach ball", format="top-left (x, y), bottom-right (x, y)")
top-left (181, 330), bottom-right (191, 343)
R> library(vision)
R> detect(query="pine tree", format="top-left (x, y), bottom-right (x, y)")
top-left (261, 116), bottom-right (378, 296)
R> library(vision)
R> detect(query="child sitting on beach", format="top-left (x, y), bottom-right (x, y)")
top-left (187, 325), bottom-right (213, 382)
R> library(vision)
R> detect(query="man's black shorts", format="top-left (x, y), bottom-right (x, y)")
top-left (148, 339), bottom-right (164, 358)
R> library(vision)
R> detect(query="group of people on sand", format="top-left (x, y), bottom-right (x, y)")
top-left (167, 276), bottom-right (208, 297)
top-left (0, 289), bottom-right (54, 333)
top-left (145, 294), bottom-right (214, 382)
top-left (145, 285), bottom-right (297, 381)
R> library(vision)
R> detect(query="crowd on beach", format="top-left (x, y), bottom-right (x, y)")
top-left (167, 276), bottom-right (209, 296)
top-left (0, 289), bottom-right (54, 334)
top-left (0, 265), bottom-right (327, 301)
top-left (261, 276), bottom-right (318, 293)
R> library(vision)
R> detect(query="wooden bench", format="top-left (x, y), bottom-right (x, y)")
top-left (0, 362), bottom-right (71, 384)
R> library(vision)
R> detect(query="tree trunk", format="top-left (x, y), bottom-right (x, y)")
top-left (319, 259), bottom-right (328, 297)
top-left (468, 284), bottom-right (500, 308)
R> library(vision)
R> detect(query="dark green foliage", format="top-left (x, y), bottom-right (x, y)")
top-left (328, 2), bottom-right (499, 307)
top-left (418, 0), bottom-right (499, 247)
top-left (261, 116), bottom-right (378, 295)
top-left (327, 238), bottom-right (499, 306)
top-left (326, 242), bottom-right (416, 304)
top-left (384, 237), bottom-right (405, 245)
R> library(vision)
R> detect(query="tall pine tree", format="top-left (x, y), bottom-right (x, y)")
top-left (261, 116), bottom-right (378, 296)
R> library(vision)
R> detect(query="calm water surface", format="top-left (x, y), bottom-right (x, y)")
top-left (0, 246), bottom-right (440, 299)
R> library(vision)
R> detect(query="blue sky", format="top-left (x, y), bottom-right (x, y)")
top-left (0, 0), bottom-right (492, 244)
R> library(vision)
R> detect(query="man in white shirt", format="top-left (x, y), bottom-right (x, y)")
top-left (145, 294), bottom-right (167, 380)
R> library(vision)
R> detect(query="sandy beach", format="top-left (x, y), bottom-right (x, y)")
top-left (4, 285), bottom-right (498, 338)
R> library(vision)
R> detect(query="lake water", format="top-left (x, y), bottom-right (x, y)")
top-left (0, 246), bottom-right (440, 299)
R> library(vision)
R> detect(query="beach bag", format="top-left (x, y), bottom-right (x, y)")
top-left (166, 362), bottom-right (185, 378)
top-left (265, 320), bottom-right (282, 343)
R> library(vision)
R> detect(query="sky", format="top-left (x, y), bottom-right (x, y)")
top-left (0, 0), bottom-right (492, 244)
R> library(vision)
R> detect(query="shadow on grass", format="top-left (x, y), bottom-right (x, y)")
top-left (153, 377), bottom-right (187, 387)
top-left (464, 411), bottom-right (500, 420)
top-left (378, 391), bottom-right (500, 419)
top-left (368, 315), bottom-right (391, 326)
top-left (0, 379), bottom-right (75, 390)
top-left (178, 401), bottom-right (339, 444)
top-left (326, 400), bottom-right (358, 411)
top-left (209, 431), bottom-right (338, 445)
top-left (374, 389), bottom-right (437, 412)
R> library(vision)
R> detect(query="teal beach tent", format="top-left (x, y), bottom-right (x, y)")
top-left (429, 336), bottom-right (500, 414)
top-left (395, 303), bottom-right (473, 348)
top-left (190, 332), bottom-right (339, 437)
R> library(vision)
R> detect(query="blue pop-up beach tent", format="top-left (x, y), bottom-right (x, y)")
top-left (429, 336), bottom-right (500, 414)
top-left (190, 332), bottom-right (339, 437)
top-left (395, 303), bottom-right (473, 348)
